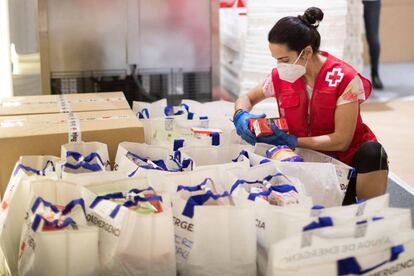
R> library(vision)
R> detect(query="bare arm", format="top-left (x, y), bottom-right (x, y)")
top-left (234, 83), bottom-right (267, 112)
top-left (297, 101), bottom-right (358, 152)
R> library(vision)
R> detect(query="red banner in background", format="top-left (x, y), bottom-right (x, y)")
top-left (220, 0), bottom-right (245, 8)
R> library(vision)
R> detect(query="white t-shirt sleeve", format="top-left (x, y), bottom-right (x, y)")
top-left (262, 73), bottom-right (275, 98)
top-left (336, 75), bottom-right (366, 105)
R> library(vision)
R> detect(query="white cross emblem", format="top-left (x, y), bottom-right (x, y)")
top-left (325, 68), bottom-right (344, 87)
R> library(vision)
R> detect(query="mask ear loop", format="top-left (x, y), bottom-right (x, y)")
top-left (293, 49), bottom-right (304, 64)
top-left (294, 47), bottom-right (311, 68)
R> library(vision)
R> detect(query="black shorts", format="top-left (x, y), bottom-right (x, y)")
top-left (342, 141), bottom-right (389, 205)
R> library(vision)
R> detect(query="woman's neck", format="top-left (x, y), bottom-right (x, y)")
top-left (304, 53), bottom-right (327, 87)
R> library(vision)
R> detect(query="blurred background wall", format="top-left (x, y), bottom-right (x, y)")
top-left (363, 0), bottom-right (414, 63)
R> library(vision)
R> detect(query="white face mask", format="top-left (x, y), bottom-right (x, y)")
top-left (277, 49), bottom-right (307, 83)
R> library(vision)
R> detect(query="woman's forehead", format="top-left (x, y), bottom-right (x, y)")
top-left (269, 43), bottom-right (296, 59)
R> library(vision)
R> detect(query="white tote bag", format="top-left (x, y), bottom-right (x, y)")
top-left (18, 197), bottom-right (99, 276)
top-left (133, 99), bottom-right (193, 119)
top-left (267, 212), bottom-right (413, 276)
top-left (114, 142), bottom-right (181, 176)
top-left (296, 147), bottom-right (355, 191)
top-left (60, 142), bottom-right (110, 183)
top-left (175, 145), bottom-right (266, 169)
top-left (251, 193), bottom-right (390, 250)
top-left (255, 145), bottom-right (354, 207)
top-left (154, 162), bottom-right (251, 198)
top-left (225, 162), bottom-right (309, 200)
top-left (133, 99), bottom-right (168, 119)
top-left (1, 156), bottom-right (59, 217)
top-left (253, 193), bottom-right (391, 253)
top-left (312, 230), bottom-right (414, 276)
top-left (82, 178), bottom-right (176, 276)
top-left (172, 183), bottom-right (256, 276)
top-left (145, 116), bottom-right (240, 148)
top-left (0, 157), bottom-right (59, 275)
top-left (259, 194), bottom-right (392, 273)
top-left (61, 141), bottom-right (110, 172)
top-left (311, 193), bottom-right (390, 217)
top-left (181, 99), bottom-right (235, 118)
top-left (225, 162), bottom-right (312, 276)
top-left (257, 206), bottom-right (410, 274)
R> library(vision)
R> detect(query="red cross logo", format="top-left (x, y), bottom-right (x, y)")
top-left (325, 68), bottom-right (344, 87)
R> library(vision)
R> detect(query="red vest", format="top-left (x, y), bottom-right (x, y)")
top-left (272, 52), bottom-right (377, 165)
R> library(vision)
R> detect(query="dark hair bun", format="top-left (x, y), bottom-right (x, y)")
top-left (302, 7), bottom-right (324, 28)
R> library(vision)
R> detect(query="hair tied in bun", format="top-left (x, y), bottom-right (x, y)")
top-left (268, 7), bottom-right (324, 53)
top-left (300, 7), bottom-right (324, 28)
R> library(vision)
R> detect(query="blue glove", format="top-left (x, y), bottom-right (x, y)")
top-left (256, 121), bottom-right (298, 149)
top-left (233, 111), bottom-right (265, 145)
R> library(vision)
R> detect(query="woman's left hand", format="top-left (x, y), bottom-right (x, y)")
top-left (256, 121), bottom-right (298, 149)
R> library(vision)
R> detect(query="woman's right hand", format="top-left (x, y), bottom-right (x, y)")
top-left (233, 111), bottom-right (265, 145)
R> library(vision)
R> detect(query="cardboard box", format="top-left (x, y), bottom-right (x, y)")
top-left (0, 109), bottom-right (144, 195)
top-left (0, 92), bottom-right (130, 116)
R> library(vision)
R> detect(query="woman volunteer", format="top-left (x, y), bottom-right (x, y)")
top-left (233, 7), bottom-right (388, 205)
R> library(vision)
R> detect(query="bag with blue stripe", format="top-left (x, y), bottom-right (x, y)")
top-left (133, 99), bottom-right (169, 119)
top-left (114, 142), bottom-right (183, 177)
top-left (257, 194), bottom-right (390, 257)
top-left (0, 156), bottom-right (59, 275)
top-left (254, 145), bottom-right (355, 207)
top-left (180, 99), bottom-right (235, 118)
top-left (134, 101), bottom-right (193, 144)
top-left (171, 176), bottom-right (256, 276)
top-left (145, 115), bottom-right (241, 148)
top-left (226, 161), bottom-right (311, 206)
top-left (81, 177), bottom-right (176, 276)
top-left (61, 142), bottom-right (110, 180)
top-left (133, 99), bottom-right (196, 120)
top-left (18, 196), bottom-right (99, 276)
top-left (225, 162), bottom-right (313, 276)
top-left (262, 204), bottom-right (409, 276)
top-left (266, 206), bottom-right (414, 276)
top-left (153, 162), bottom-right (255, 201)
top-left (174, 144), bottom-right (269, 170)
top-left (250, 193), bottom-right (389, 249)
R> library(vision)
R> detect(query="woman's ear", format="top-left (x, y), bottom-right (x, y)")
top-left (304, 46), bottom-right (313, 61)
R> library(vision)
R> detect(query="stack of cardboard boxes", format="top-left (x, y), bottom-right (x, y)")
top-left (0, 92), bottom-right (144, 195)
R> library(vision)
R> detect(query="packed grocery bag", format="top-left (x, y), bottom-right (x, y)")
top-left (163, 168), bottom-right (256, 276)
top-left (255, 144), bottom-right (354, 206)
top-left (175, 144), bottom-right (268, 169)
top-left (0, 156), bottom-right (59, 275)
top-left (81, 177), bottom-right (176, 276)
top-left (18, 197), bottom-right (99, 276)
top-left (266, 206), bottom-right (414, 276)
top-left (142, 116), bottom-right (240, 148)
top-left (259, 194), bottom-right (390, 273)
top-left (133, 99), bottom-right (169, 119)
top-left (180, 99), bottom-right (235, 118)
top-left (114, 142), bottom-right (183, 177)
top-left (61, 142), bottom-right (109, 174)
top-left (60, 142), bottom-right (112, 184)
top-left (153, 161), bottom-right (252, 198)
top-left (133, 99), bottom-right (200, 120)
top-left (225, 162), bottom-right (313, 275)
